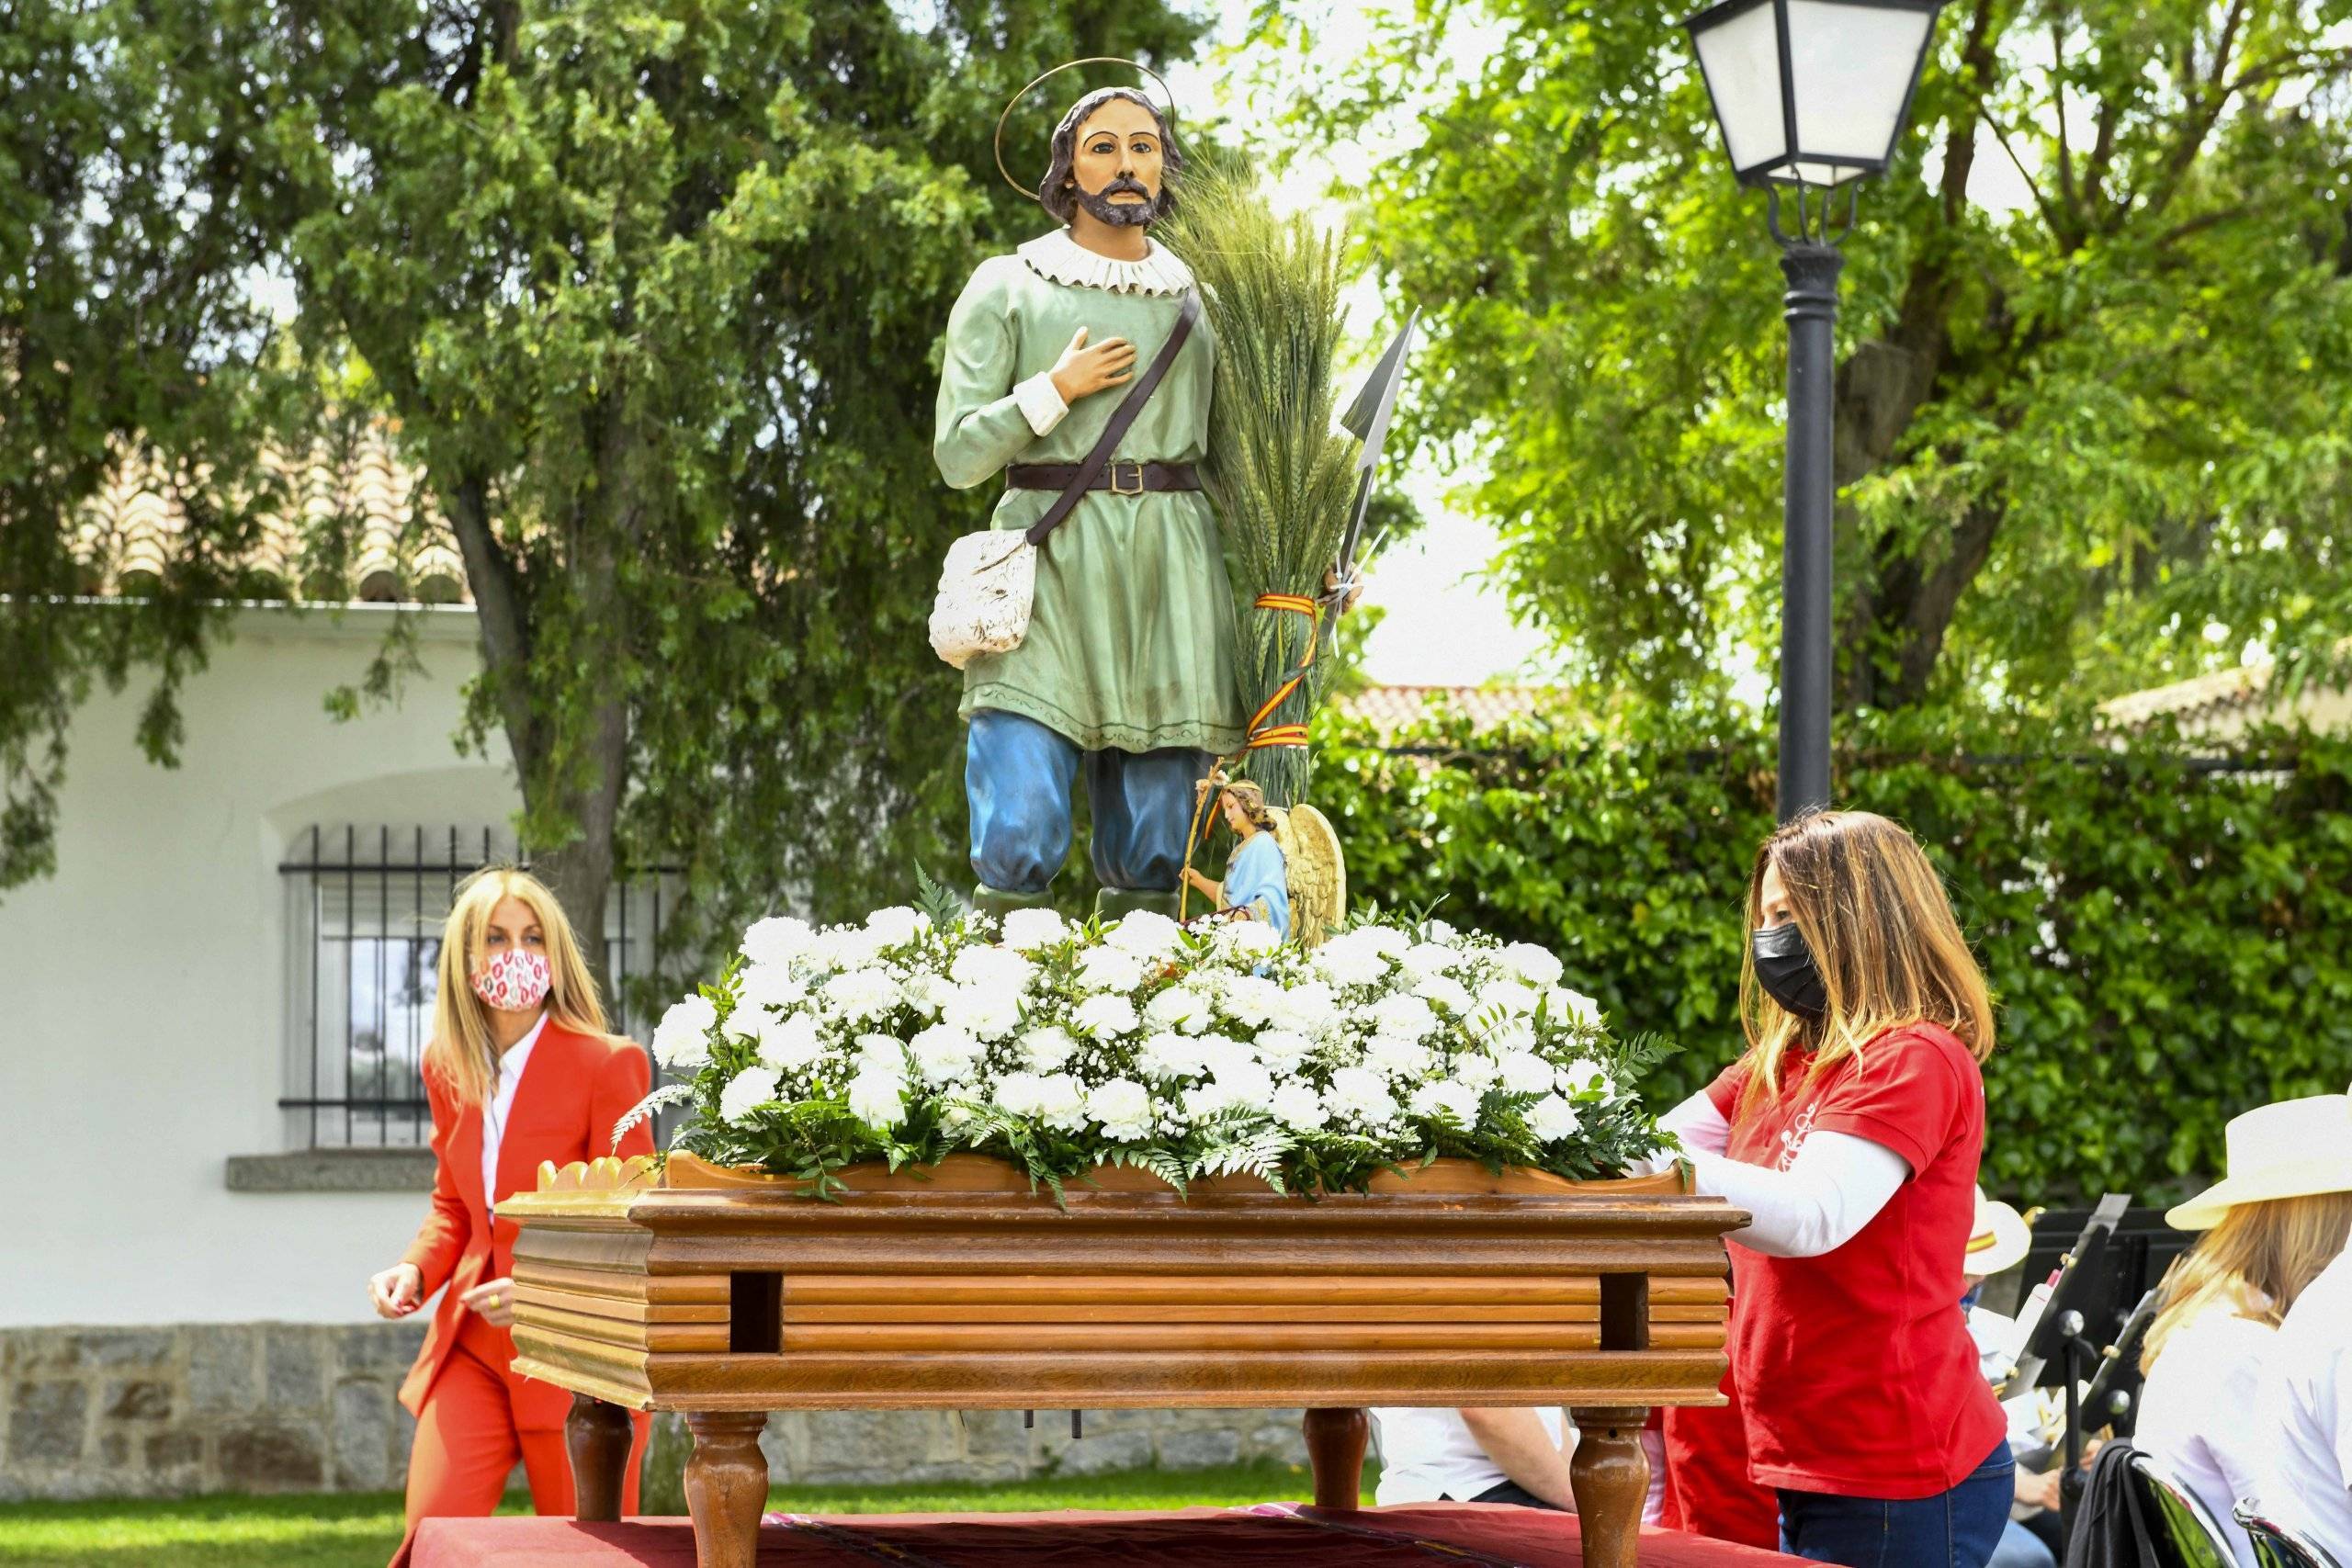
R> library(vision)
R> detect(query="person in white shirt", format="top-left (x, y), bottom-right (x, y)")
top-left (2136, 1091), bottom-right (2352, 1568)
top-left (2246, 1092), bottom-right (2352, 1562)
top-left (1371, 1406), bottom-right (1575, 1509)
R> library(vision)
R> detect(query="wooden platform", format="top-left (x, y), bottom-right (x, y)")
top-left (500, 1155), bottom-right (1750, 1568)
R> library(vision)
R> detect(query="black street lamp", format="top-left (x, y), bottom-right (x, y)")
top-left (1682, 0), bottom-right (1943, 822)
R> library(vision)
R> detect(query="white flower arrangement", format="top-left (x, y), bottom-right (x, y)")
top-left (623, 895), bottom-right (1668, 1199)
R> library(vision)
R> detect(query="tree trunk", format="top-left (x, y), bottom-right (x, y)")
top-left (530, 686), bottom-right (630, 1008)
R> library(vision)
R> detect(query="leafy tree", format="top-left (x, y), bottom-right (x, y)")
top-left (4, 1), bottom-right (1208, 982)
top-left (1265, 0), bottom-right (2352, 712)
top-left (0, 0), bottom-right (298, 890)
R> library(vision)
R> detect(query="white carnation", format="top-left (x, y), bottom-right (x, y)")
top-left (1313, 934), bottom-right (1391, 988)
top-left (1104, 908), bottom-right (1183, 959)
top-left (1270, 1080), bottom-right (1328, 1132)
top-left (1420, 918), bottom-right (1461, 947)
top-left (1213, 920), bottom-right (1283, 961)
top-left (1497, 1050), bottom-right (1555, 1096)
top-left (1529, 1092), bottom-right (1582, 1142)
top-left (754, 1010), bottom-right (825, 1073)
top-left (1218, 976), bottom-right (1286, 1028)
top-left (1414, 973), bottom-right (1477, 1016)
top-left (1498, 942), bottom-right (1566, 987)
top-left (1368, 992), bottom-right (1438, 1043)
top-left (846, 1068), bottom-right (906, 1129)
top-left (1482, 1014), bottom-right (1538, 1055)
top-left (1034, 1072), bottom-right (1088, 1132)
top-left (739, 916), bottom-right (815, 969)
top-left (944, 982), bottom-right (1023, 1042)
top-left (950, 944), bottom-right (1035, 994)
top-left (821, 967), bottom-right (903, 1023)
top-left (1252, 1028), bottom-right (1313, 1070)
top-left (1138, 1031), bottom-right (1205, 1081)
top-left (1560, 1057), bottom-right (1613, 1100)
top-left (808, 924), bottom-right (885, 972)
top-left (865, 906), bottom-right (930, 946)
top-left (1144, 985), bottom-right (1214, 1035)
top-left (1358, 924), bottom-right (1412, 958)
top-left (650, 996), bottom-right (718, 1068)
top-left (1365, 1035), bottom-right (1435, 1081)
top-left (718, 1066), bottom-right (781, 1122)
top-left (1000, 908), bottom-right (1069, 952)
top-left (1266, 979), bottom-right (1339, 1036)
top-left (909, 1023), bottom-right (983, 1088)
top-left (1409, 1077), bottom-right (1481, 1126)
top-left (1327, 1065), bottom-right (1401, 1127)
top-left (1476, 981), bottom-right (1542, 1019)
top-left (1075, 946), bottom-right (1148, 995)
top-left (737, 961), bottom-right (808, 1015)
top-left (993, 1070), bottom-right (1049, 1118)
top-left (903, 971), bottom-right (958, 1021)
top-left (1397, 942), bottom-right (1458, 981)
top-left (1450, 1050), bottom-right (1500, 1093)
top-left (1088, 1077), bottom-right (1155, 1141)
top-left (1213, 1059), bottom-right (1275, 1109)
top-left (1546, 987), bottom-right (1604, 1029)
top-left (1072, 993), bottom-right (1139, 1040)
top-left (1019, 1025), bottom-right (1077, 1072)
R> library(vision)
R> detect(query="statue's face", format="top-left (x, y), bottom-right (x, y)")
top-left (1066, 96), bottom-right (1166, 228)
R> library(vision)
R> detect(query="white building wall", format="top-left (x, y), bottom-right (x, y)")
top-left (0, 604), bottom-right (514, 1328)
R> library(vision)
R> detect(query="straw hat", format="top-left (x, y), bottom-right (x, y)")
top-left (2165, 1092), bottom-right (2352, 1232)
top-left (1965, 1185), bottom-right (2034, 1277)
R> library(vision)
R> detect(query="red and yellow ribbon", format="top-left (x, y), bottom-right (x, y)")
top-left (1244, 592), bottom-right (1319, 750)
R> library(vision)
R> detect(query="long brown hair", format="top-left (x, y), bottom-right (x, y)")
top-left (424, 867), bottom-right (608, 1108)
top-left (2142, 1191), bottom-right (2352, 1371)
top-left (1736, 810), bottom-right (1996, 1117)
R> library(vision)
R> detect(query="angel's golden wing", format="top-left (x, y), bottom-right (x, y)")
top-left (1274, 802), bottom-right (1346, 947)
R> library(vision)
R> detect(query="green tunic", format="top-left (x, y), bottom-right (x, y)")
top-left (933, 244), bottom-right (1244, 755)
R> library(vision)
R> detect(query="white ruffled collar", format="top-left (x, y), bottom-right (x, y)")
top-left (1016, 229), bottom-right (1194, 296)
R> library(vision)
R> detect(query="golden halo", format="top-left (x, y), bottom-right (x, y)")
top-left (992, 57), bottom-right (1182, 204)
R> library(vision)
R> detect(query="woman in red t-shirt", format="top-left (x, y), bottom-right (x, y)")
top-left (1657, 809), bottom-right (2010, 1567)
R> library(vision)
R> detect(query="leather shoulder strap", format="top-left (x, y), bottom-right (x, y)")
top-left (1023, 290), bottom-right (1202, 548)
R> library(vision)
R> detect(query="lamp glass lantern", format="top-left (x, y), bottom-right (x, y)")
top-left (1683, 0), bottom-right (1942, 188)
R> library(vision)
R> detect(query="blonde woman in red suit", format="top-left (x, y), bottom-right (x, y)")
top-left (366, 867), bottom-right (655, 1542)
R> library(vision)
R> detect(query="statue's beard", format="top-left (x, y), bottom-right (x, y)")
top-left (1072, 177), bottom-right (1163, 228)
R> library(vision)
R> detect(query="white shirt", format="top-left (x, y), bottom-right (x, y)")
top-left (481, 1010), bottom-right (548, 1205)
top-left (1650, 1089), bottom-right (1911, 1258)
top-left (1372, 1406), bottom-right (1565, 1506)
top-left (2252, 1247), bottom-right (2352, 1560)
top-left (2137, 1299), bottom-right (2275, 1567)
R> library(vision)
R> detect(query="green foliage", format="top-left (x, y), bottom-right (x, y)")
top-left (1161, 160), bottom-right (1361, 807)
top-left (0, 0), bottom-right (303, 891)
top-left (1313, 703), bottom-right (2352, 1206)
top-left (1261, 0), bottom-right (2352, 712)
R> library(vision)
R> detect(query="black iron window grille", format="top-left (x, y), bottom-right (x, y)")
top-left (278, 824), bottom-right (679, 1150)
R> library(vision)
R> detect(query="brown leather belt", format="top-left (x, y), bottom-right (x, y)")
top-left (1005, 460), bottom-right (1200, 495)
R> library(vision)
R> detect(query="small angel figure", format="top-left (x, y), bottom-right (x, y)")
top-left (1185, 773), bottom-right (1291, 943)
top-left (1183, 771), bottom-right (1346, 946)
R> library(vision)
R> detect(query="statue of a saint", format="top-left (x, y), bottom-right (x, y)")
top-left (934, 84), bottom-right (1241, 920)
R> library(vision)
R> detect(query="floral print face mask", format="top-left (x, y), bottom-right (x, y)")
top-left (472, 947), bottom-right (552, 1013)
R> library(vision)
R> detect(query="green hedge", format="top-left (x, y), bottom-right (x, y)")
top-left (1307, 704), bottom-right (2352, 1207)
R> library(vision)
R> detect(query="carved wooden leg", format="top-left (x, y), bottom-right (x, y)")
top-left (1302, 1406), bottom-right (1369, 1511)
top-left (567, 1394), bottom-right (634, 1521)
top-left (1569, 1407), bottom-right (1650, 1568)
top-left (684, 1411), bottom-right (769, 1568)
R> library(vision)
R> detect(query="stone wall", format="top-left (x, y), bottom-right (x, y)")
top-left (0, 1323), bottom-right (1307, 1503)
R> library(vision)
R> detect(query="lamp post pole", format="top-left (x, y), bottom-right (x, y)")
top-left (1777, 239), bottom-right (1842, 822)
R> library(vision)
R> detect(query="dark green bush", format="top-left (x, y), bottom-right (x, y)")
top-left (1309, 703), bottom-right (2352, 1207)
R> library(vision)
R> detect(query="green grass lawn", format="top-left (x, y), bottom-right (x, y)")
top-left (0, 1459), bottom-right (1354, 1567)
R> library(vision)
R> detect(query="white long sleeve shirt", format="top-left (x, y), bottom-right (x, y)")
top-left (1650, 1089), bottom-right (1911, 1258)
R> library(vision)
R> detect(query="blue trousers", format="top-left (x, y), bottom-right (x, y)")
top-left (1778, 1438), bottom-right (2016, 1568)
top-left (966, 709), bottom-right (1211, 895)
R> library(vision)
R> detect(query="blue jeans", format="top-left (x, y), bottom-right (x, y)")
top-left (966, 709), bottom-right (1211, 895)
top-left (1778, 1438), bottom-right (2016, 1568)
top-left (1985, 1517), bottom-right (2057, 1568)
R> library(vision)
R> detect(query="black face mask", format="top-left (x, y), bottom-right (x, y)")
top-left (1752, 922), bottom-right (1827, 1020)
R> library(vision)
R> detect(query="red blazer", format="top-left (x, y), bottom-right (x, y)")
top-left (397, 1021), bottom-right (653, 1430)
